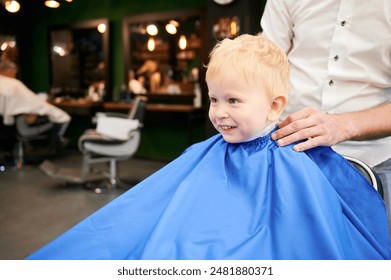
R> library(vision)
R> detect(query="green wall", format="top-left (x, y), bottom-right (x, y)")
top-left (8, 0), bottom-right (206, 93)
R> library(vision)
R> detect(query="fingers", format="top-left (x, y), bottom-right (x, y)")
top-left (274, 126), bottom-right (320, 147)
top-left (271, 107), bottom-right (321, 145)
top-left (278, 107), bottom-right (318, 129)
top-left (272, 119), bottom-right (316, 145)
top-left (271, 107), bottom-right (336, 151)
top-left (292, 135), bottom-right (323, 152)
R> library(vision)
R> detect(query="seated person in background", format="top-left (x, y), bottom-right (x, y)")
top-left (128, 69), bottom-right (146, 95)
top-left (87, 62), bottom-right (107, 102)
top-left (0, 61), bottom-right (71, 148)
top-left (136, 59), bottom-right (163, 92)
top-left (27, 34), bottom-right (390, 260)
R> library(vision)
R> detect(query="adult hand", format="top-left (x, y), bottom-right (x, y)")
top-left (271, 107), bottom-right (350, 152)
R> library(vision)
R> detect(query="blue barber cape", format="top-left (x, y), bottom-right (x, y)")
top-left (27, 132), bottom-right (391, 260)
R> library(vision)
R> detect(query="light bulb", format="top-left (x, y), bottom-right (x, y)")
top-left (146, 24), bottom-right (158, 36)
top-left (147, 37), bottom-right (155, 52)
top-left (45, 0), bottom-right (60, 8)
top-left (97, 23), bottom-right (106, 34)
top-left (179, 35), bottom-right (187, 50)
top-left (165, 20), bottom-right (179, 35)
top-left (5, 1), bottom-right (20, 13)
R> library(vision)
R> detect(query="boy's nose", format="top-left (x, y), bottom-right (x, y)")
top-left (214, 106), bottom-right (229, 119)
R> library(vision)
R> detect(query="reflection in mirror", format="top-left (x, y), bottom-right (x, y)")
top-left (213, 16), bottom-right (240, 40)
top-left (0, 34), bottom-right (18, 65)
top-left (123, 9), bottom-right (205, 96)
top-left (49, 18), bottom-right (110, 101)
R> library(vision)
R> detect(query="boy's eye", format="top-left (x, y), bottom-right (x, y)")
top-left (229, 98), bottom-right (238, 104)
top-left (209, 97), bottom-right (217, 103)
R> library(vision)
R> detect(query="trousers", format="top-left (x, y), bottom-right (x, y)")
top-left (373, 157), bottom-right (391, 237)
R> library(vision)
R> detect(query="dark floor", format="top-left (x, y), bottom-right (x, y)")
top-left (0, 147), bottom-right (168, 260)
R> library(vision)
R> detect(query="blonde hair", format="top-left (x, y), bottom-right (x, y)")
top-left (205, 33), bottom-right (290, 100)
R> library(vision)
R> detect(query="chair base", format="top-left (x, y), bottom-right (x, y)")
top-left (39, 160), bottom-right (105, 184)
top-left (85, 178), bottom-right (130, 194)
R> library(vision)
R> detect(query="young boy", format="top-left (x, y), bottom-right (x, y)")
top-left (27, 34), bottom-right (390, 260)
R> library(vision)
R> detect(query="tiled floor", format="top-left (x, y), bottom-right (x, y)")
top-left (0, 148), bottom-right (168, 260)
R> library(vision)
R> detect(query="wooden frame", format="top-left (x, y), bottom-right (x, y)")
top-left (48, 18), bottom-right (111, 99)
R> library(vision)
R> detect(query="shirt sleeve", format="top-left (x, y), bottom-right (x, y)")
top-left (2, 77), bottom-right (70, 124)
top-left (260, 0), bottom-right (293, 53)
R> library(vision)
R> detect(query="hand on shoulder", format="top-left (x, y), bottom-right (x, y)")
top-left (271, 107), bottom-right (351, 152)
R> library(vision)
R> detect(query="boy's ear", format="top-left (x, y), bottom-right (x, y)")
top-left (268, 95), bottom-right (287, 122)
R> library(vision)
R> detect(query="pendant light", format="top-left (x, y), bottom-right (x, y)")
top-left (3, 0), bottom-right (20, 13)
top-left (45, 0), bottom-right (60, 8)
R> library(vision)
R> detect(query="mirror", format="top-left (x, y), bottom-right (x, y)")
top-left (123, 9), bottom-right (205, 96)
top-left (0, 33), bottom-right (19, 81)
top-left (0, 34), bottom-right (18, 65)
top-left (48, 18), bottom-right (111, 101)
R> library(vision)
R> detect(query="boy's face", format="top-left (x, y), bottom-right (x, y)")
top-left (207, 71), bottom-right (273, 143)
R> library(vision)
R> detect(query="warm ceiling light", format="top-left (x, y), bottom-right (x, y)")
top-left (45, 0), bottom-right (60, 8)
top-left (147, 37), bottom-right (155, 52)
top-left (8, 40), bottom-right (16, 48)
top-left (97, 23), bottom-right (106, 34)
top-left (52, 45), bottom-right (67, 57)
top-left (0, 40), bottom-right (16, 51)
top-left (230, 19), bottom-right (238, 36)
top-left (0, 42), bottom-right (8, 51)
top-left (165, 20), bottom-right (179, 35)
top-left (179, 35), bottom-right (187, 50)
top-left (146, 24), bottom-right (158, 36)
top-left (2, 0), bottom-right (73, 12)
top-left (4, 1), bottom-right (20, 13)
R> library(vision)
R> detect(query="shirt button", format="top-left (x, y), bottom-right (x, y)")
top-left (329, 80), bottom-right (334, 86)
top-left (334, 55), bottom-right (339, 61)
top-left (341, 20), bottom-right (346, 26)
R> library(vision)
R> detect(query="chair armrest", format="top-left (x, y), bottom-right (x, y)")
top-left (92, 112), bottom-right (130, 124)
top-left (78, 129), bottom-right (126, 152)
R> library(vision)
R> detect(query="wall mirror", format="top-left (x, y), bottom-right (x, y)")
top-left (123, 9), bottom-right (206, 97)
top-left (49, 18), bottom-right (110, 100)
top-left (0, 34), bottom-right (18, 65)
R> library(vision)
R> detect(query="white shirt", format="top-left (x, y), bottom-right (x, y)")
top-left (261, 0), bottom-right (391, 167)
top-left (0, 75), bottom-right (71, 125)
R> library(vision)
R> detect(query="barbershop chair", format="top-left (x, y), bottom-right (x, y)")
top-left (14, 115), bottom-right (53, 169)
top-left (78, 96), bottom-right (147, 193)
top-left (0, 116), bottom-right (16, 166)
top-left (344, 155), bottom-right (384, 199)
